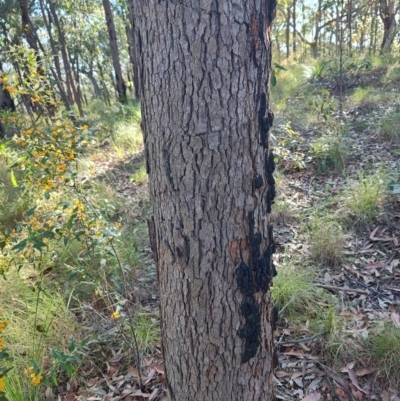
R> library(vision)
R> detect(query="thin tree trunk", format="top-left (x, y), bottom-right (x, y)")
top-left (133, 1), bottom-right (277, 400)
top-left (38, 0), bottom-right (70, 111)
top-left (98, 61), bottom-right (111, 105)
top-left (128, 0), bottom-right (140, 99)
top-left (293, 0), bottom-right (297, 54)
top-left (47, 0), bottom-right (84, 116)
top-left (286, 5), bottom-right (291, 58)
top-left (102, 0), bottom-right (127, 103)
top-left (80, 66), bottom-right (102, 98)
top-left (348, 0), bottom-right (352, 52)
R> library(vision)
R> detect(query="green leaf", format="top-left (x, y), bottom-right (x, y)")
top-left (0, 367), bottom-right (12, 377)
top-left (10, 170), bottom-right (18, 187)
top-left (33, 241), bottom-right (47, 251)
top-left (270, 70), bottom-right (277, 87)
top-left (68, 337), bottom-right (76, 353)
top-left (274, 63), bottom-right (287, 71)
top-left (26, 207), bottom-right (36, 216)
top-left (45, 191), bottom-right (50, 200)
top-left (12, 239), bottom-right (28, 251)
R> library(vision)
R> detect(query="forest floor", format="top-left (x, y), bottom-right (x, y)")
top-left (1, 56), bottom-right (400, 401)
top-left (270, 62), bottom-right (400, 400)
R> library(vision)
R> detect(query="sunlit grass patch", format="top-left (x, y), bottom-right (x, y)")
top-left (131, 308), bottom-right (160, 353)
top-left (0, 271), bottom-right (77, 359)
top-left (344, 172), bottom-right (387, 223)
top-left (310, 133), bottom-right (348, 172)
top-left (271, 63), bottom-right (305, 111)
top-left (316, 307), bottom-right (357, 365)
top-left (363, 323), bottom-right (400, 386)
top-left (379, 110), bottom-right (400, 142)
top-left (302, 58), bottom-right (332, 80)
top-left (90, 180), bottom-right (125, 220)
top-left (348, 87), bottom-right (373, 107)
top-left (112, 122), bottom-right (143, 158)
top-left (130, 164), bottom-right (147, 185)
top-left (0, 271), bottom-right (78, 399)
top-left (271, 260), bottom-right (328, 320)
top-left (308, 214), bottom-right (347, 267)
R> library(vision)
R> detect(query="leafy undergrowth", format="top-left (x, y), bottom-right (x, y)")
top-left (272, 54), bottom-right (400, 400)
top-left (0, 99), bottom-right (165, 401)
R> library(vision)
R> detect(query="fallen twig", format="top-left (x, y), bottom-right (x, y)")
top-left (316, 283), bottom-right (369, 295)
top-left (276, 331), bottom-right (329, 346)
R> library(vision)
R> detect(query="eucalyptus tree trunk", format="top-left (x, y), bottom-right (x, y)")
top-left (133, 1), bottom-right (277, 400)
top-left (102, 0), bottom-right (127, 103)
top-left (379, 0), bottom-right (398, 51)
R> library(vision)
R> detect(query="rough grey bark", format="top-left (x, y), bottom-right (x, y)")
top-left (102, 0), bottom-right (127, 102)
top-left (133, 1), bottom-right (277, 400)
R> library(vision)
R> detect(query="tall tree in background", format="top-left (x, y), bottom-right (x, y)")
top-left (379, 0), bottom-right (399, 50)
top-left (103, 0), bottom-right (126, 103)
top-left (133, 0), bottom-right (277, 400)
top-left (47, 0), bottom-right (84, 116)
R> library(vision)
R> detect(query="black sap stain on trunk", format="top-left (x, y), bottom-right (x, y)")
top-left (235, 262), bottom-right (260, 363)
top-left (265, 150), bottom-right (276, 213)
top-left (235, 212), bottom-right (277, 363)
top-left (258, 92), bottom-right (274, 148)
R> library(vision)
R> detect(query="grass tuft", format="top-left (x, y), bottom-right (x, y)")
top-left (271, 198), bottom-right (294, 225)
top-left (344, 172), bottom-right (386, 223)
top-left (310, 133), bottom-right (348, 172)
top-left (379, 111), bottom-right (400, 142)
top-left (308, 214), bottom-right (347, 266)
top-left (363, 323), bottom-right (400, 386)
top-left (131, 164), bottom-right (148, 185)
top-left (271, 260), bottom-right (326, 319)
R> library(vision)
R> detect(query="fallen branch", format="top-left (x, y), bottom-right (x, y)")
top-left (276, 331), bottom-right (329, 346)
top-left (316, 283), bottom-right (369, 295)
